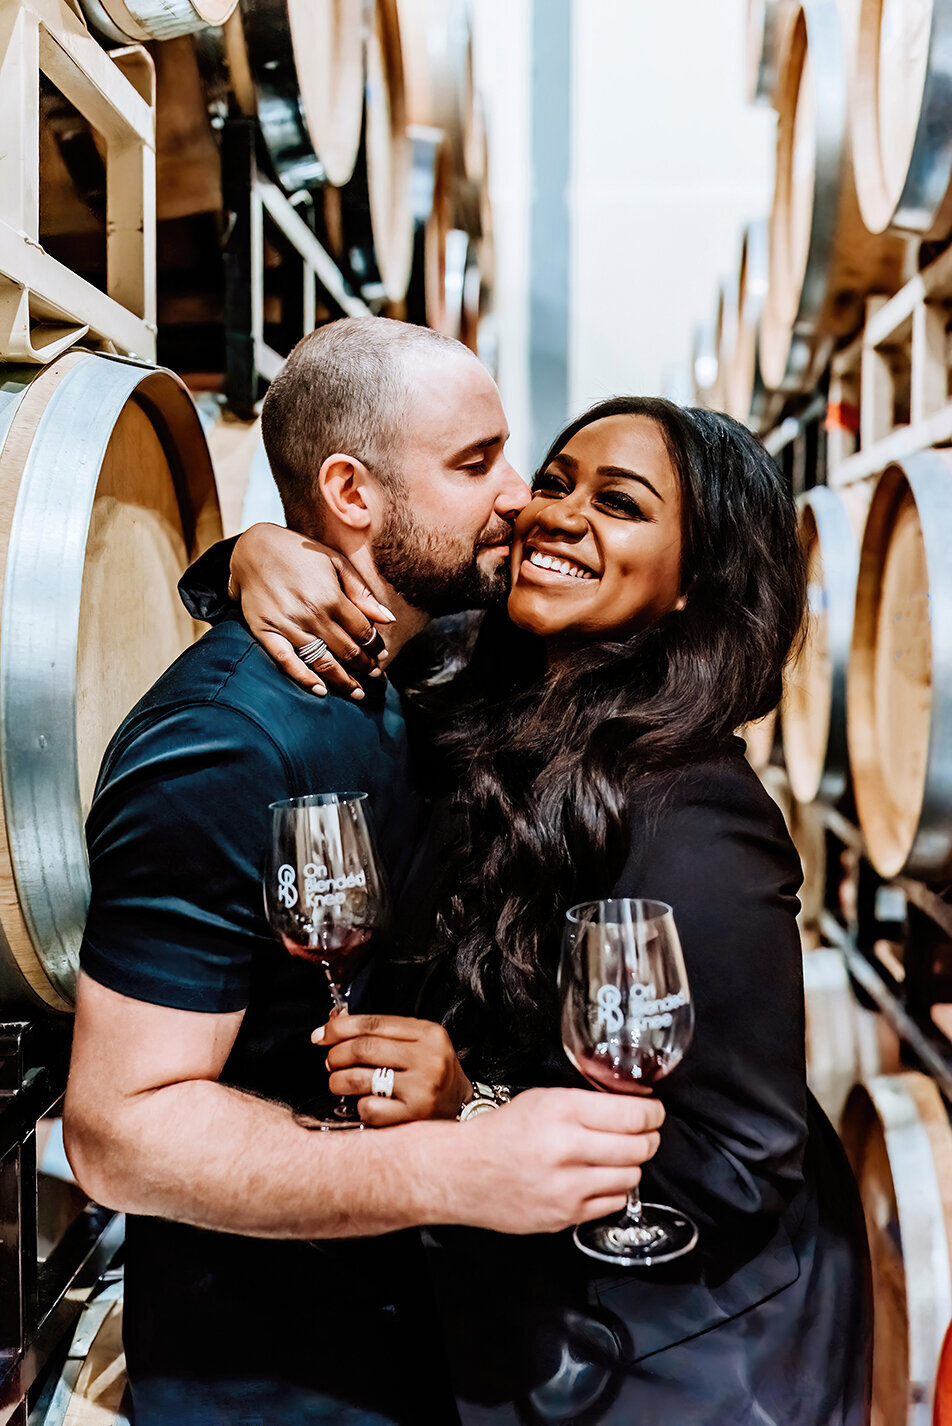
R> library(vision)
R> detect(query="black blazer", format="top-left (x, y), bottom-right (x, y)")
top-left (421, 751), bottom-right (872, 1426)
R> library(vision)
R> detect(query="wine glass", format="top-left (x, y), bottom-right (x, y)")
top-left (560, 898), bottom-right (698, 1266)
top-left (264, 792), bottom-right (389, 1130)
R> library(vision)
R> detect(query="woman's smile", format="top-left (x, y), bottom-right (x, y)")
top-left (519, 541), bottom-right (600, 584)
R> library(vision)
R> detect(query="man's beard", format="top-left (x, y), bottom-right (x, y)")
top-left (372, 504), bottom-right (512, 616)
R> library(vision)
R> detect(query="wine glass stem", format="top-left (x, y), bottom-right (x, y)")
top-left (326, 978), bottom-right (348, 1014)
top-left (623, 1186), bottom-right (644, 1225)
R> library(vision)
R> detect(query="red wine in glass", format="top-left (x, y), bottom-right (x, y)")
top-left (561, 898), bottom-right (698, 1266)
top-left (265, 792), bottom-right (388, 1129)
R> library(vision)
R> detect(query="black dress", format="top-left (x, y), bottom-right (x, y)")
top-left (409, 749), bottom-right (872, 1426)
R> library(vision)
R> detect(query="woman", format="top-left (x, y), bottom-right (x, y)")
top-left (192, 398), bottom-right (871, 1425)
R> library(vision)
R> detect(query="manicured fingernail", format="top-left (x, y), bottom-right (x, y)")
top-left (368, 667), bottom-right (383, 678)
top-left (377, 649), bottom-right (391, 664)
top-left (311, 1025), bottom-right (325, 1043)
top-left (311, 683), bottom-right (327, 697)
top-left (350, 687), bottom-right (365, 701)
top-left (376, 606), bottom-right (397, 623)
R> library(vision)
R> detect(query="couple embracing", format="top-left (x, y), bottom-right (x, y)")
top-left (64, 318), bottom-right (871, 1426)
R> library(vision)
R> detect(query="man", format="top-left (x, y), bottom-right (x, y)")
top-left (64, 319), bottom-right (663, 1425)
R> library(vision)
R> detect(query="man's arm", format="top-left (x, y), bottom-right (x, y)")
top-left (64, 972), bottom-right (664, 1238)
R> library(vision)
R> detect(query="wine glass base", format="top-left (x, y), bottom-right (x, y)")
top-left (574, 1203), bottom-right (698, 1267)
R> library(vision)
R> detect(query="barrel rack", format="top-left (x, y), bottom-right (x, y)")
top-left (0, 1023), bottom-right (122, 1426)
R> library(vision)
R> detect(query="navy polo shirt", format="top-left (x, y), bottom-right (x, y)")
top-left (79, 615), bottom-right (444, 1425)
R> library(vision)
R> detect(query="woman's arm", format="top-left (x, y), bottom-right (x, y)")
top-left (617, 761), bottom-right (807, 1249)
top-left (179, 525), bottom-right (396, 697)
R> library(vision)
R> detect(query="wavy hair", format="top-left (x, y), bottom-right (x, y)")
top-left (423, 397), bottom-right (807, 1074)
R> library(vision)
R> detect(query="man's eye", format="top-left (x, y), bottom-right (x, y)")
top-left (463, 461), bottom-right (488, 475)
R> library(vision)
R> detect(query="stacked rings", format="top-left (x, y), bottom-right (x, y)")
top-left (298, 637), bottom-right (329, 666)
top-left (371, 1067), bottom-right (395, 1098)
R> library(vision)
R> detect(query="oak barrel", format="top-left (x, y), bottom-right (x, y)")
top-left (746, 0), bottom-right (796, 103)
top-left (228, 0), bottom-right (367, 191)
top-left (79, 0), bottom-right (236, 42)
top-left (842, 1072), bottom-right (952, 1426)
top-left (0, 352), bottom-right (222, 1013)
top-left (37, 1280), bottom-right (128, 1425)
top-left (726, 219), bottom-right (771, 427)
top-left (783, 487), bottom-right (859, 804)
top-left (852, 0), bottom-right (952, 239)
top-left (406, 126), bottom-right (456, 333)
top-left (759, 1), bottom-right (905, 394)
top-left (802, 947), bottom-right (900, 1123)
top-left (398, 0), bottom-right (476, 183)
top-left (847, 451), bottom-right (952, 879)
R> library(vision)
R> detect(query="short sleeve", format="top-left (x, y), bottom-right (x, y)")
top-left (177, 535), bottom-right (240, 625)
top-left (616, 763), bottom-right (808, 1246)
top-left (80, 702), bottom-right (291, 1012)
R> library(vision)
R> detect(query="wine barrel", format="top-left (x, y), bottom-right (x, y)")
top-left (782, 487), bottom-right (859, 804)
top-left (842, 1072), bottom-right (952, 1426)
top-left (935, 1319), bottom-right (952, 1425)
top-left (852, 0), bottom-right (952, 239)
top-left (691, 319), bottom-right (720, 409)
top-left (225, 0), bottom-right (367, 191)
top-left (726, 220), bottom-right (771, 427)
top-left (746, 0), bottom-right (796, 103)
top-left (759, 1), bottom-right (906, 395)
top-left (0, 352), bottom-right (222, 1013)
top-left (398, 0), bottom-right (476, 182)
top-left (322, 0), bottom-right (414, 304)
top-left (406, 126), bottom-right (457, 332)
top-left (713, 276), bottom-right (739, 415)
top-left (196, 401), bottom-right (284, 536)
top-left (803, 948), bottom-right (900, 1124)
top-left (37, 1281), bottom-right (128, 1425)
top-left (79, 0), bottom-right (236, 42)
top-left (847, 451), bottom-right (952, 879)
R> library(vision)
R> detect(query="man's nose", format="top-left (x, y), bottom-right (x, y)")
top-left (494, 460), bottom-right (532, 520)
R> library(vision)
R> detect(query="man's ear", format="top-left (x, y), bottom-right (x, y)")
top-left (317, 452), bottom-right (373, 530)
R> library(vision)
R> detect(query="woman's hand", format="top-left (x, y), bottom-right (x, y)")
top-left (228, 524), bottom-right (396, 698)
top-left (312, 1012), bottom-right (473, 1126)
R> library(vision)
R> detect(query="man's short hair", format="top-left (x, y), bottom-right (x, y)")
top-left (260, 317), bottom-right (464, 536)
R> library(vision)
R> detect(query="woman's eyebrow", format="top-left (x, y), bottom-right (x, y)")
top-left (596, 465), bottom-right (664, 501)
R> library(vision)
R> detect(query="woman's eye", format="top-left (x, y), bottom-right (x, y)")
top-left (598, 491), bottom-right (647, 520)
top-left (532, 472), bottom-right (569, 496)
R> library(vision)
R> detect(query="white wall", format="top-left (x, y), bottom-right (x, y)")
top-left (473, 0), bottom-right (776, 453)
top-left (570, 0), bottom-right (775, 410)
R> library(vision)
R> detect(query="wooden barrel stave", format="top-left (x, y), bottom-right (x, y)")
top-left (847, 452), bottom-right (952, 879)
top-left (746, 0), bottom-right (796, 104)
top-left (783, 487), bottom-right (859, 804)
top-left (0, 352), bottom-right (222, 1012)
top-left (726, 219), bottom-right (771, 426)
top-left (842, 1072), bottom-right (952, 1426)
top-left (759, 1), bottom-right (906, 395)
top-left (852, 0), bottom-right (952, 238)
top-left (803, 947), bottom-right (900, 1124)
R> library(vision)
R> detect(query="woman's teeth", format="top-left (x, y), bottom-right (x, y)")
top-left (527, 550), bottom-right (596, 580)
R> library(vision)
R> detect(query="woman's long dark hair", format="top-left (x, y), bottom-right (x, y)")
top-left (425, 397), bottom-right (806, 1074)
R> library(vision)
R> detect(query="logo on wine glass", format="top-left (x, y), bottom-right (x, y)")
top-left (277, 864), bottom-right (298, 908)
top-left (302, 861), bottom-right (368, 911)
top-left (596, 984), bottom-right (625, 1033)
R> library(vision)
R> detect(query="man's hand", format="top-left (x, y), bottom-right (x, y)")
top-left (229, 523), bottom-right (394, 698)
top-left (314, 1013), bottom-right (472, 1125)
top-left (448, 1087), bottom-right (665, 1235)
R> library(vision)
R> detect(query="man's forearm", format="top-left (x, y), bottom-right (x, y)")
top-left (65, 1077), bottom-right (464, 1239)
